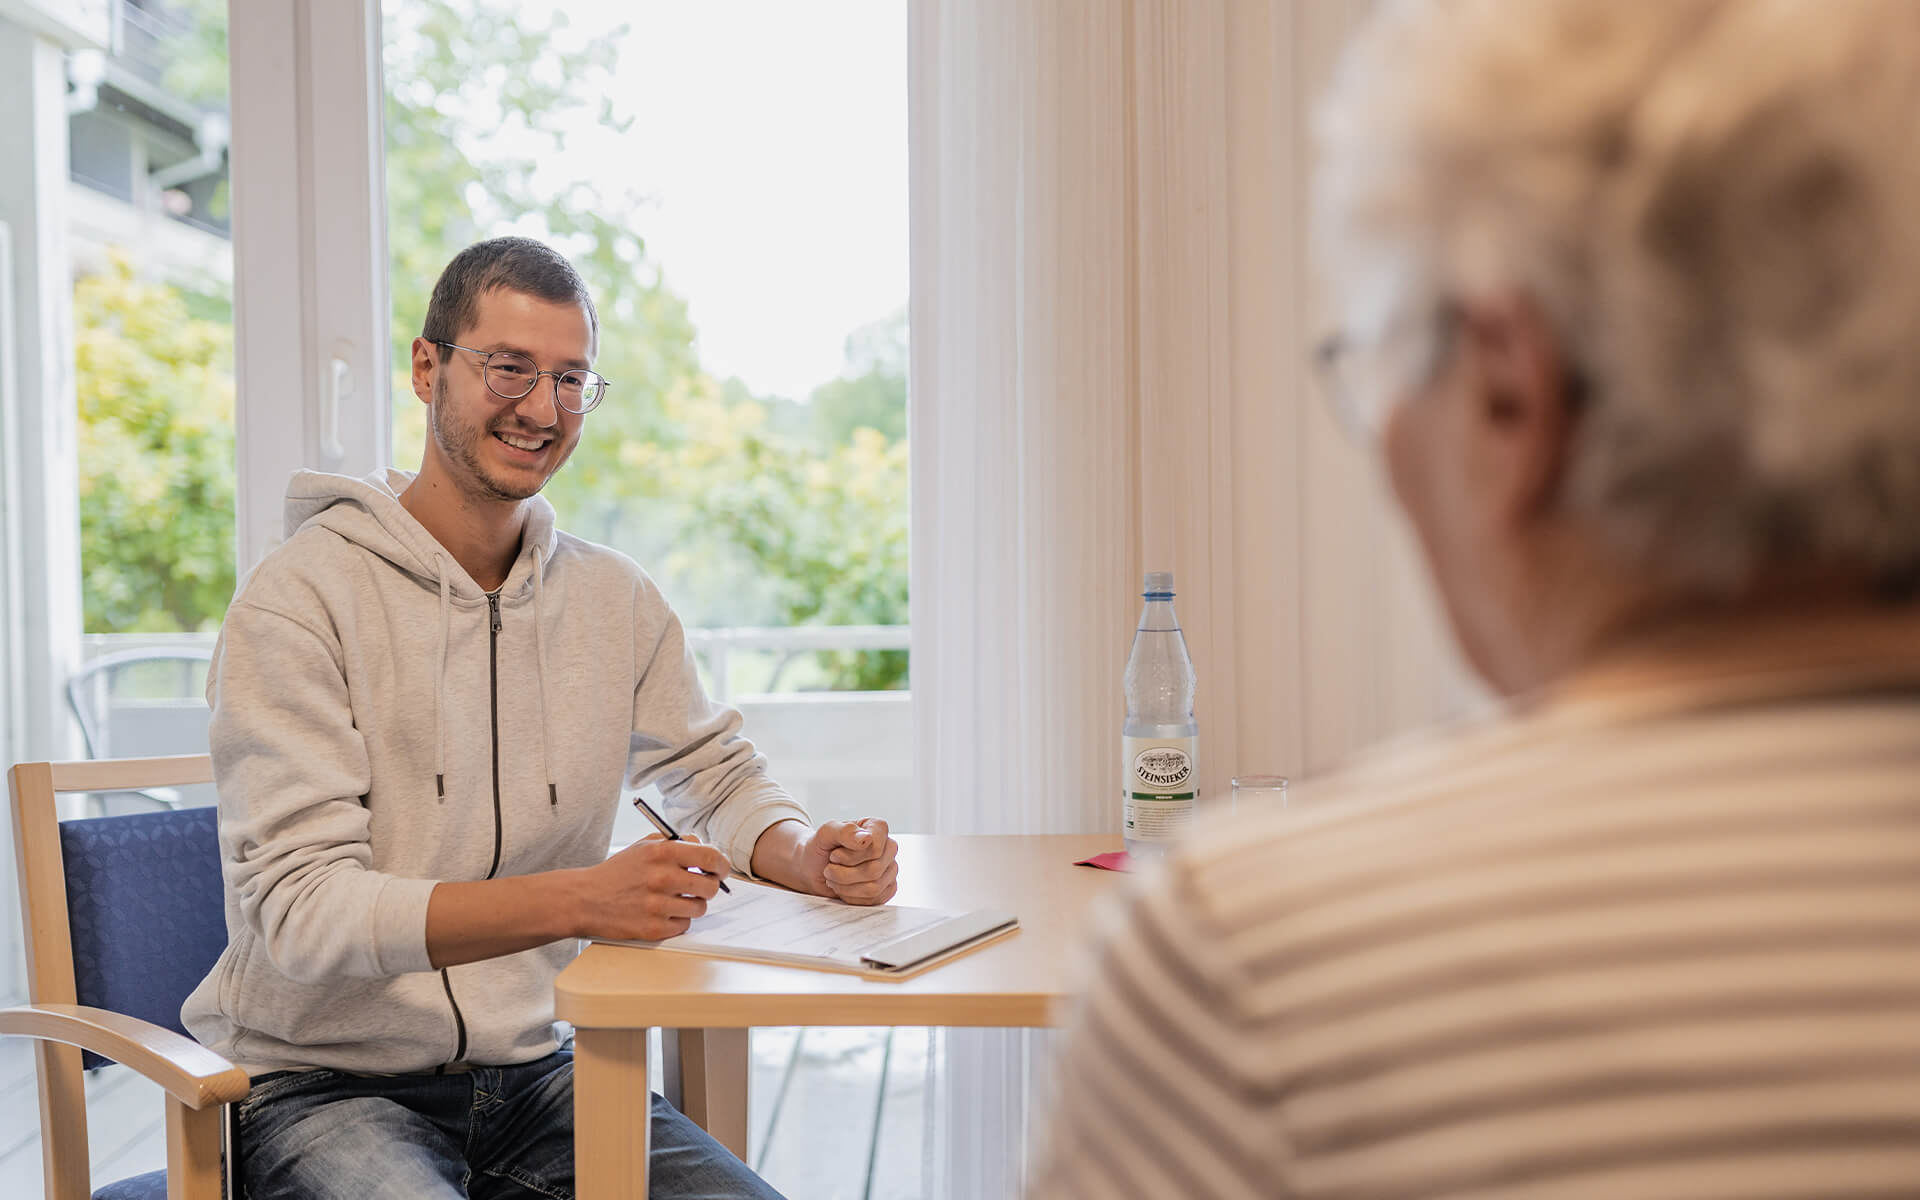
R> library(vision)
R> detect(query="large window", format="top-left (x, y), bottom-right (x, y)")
top-left (383, 1), bottom-right (909, 701)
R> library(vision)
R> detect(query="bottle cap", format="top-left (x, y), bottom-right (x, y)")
top-left (1142, 571), bottom-right (1175, 595)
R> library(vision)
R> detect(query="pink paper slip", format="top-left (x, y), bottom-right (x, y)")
top-left (1074, 850), bottom-right (1132, 872)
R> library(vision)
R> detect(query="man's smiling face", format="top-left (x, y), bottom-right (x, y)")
top-left (424, 287), bottom-right (594, 503)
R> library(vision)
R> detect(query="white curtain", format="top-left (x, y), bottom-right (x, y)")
top-left (908, 0), bottom-right (1134, 844)
top-left (908, 1), bottom-right (1465, 1196)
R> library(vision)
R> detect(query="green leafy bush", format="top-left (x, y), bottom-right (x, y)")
top-left (74, 258), bottom-right (236, 633)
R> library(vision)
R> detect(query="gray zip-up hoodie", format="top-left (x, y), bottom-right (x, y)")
top-left (182, 468), bottom-right (809, 1076)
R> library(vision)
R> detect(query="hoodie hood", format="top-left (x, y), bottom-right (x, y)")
top-left (284, 467), bottom-right (558, 601)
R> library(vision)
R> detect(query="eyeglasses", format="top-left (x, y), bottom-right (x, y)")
top-left (1313, 331), bottom-right (1372, 442)
top-left (436, 341), bottom-right (610, 415)
top-left (1313, 305), bottom-right (1460, 441)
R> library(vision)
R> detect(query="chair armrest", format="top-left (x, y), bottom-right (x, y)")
top-left (0, 1003), bottom-right (248, 1108)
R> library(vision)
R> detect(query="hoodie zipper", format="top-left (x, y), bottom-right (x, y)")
top-left (439, 588), bottom-right (506, 1072)
top-left (485, 589), bottom-right (505, 881)
top-left (438, 971), bottom-right (469, 1070)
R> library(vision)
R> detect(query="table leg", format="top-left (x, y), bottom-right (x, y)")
top-left (574, 1027), bottom-right (651, 1199)
top-left (669, 1027), bottom-right (752, 1163)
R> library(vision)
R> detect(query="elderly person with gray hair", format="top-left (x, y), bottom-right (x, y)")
top-left (1032, 1), bottom-right (1920, 1196)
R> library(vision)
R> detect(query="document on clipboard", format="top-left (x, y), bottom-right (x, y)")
top-left (601, 878), bottom-right (1019, 980)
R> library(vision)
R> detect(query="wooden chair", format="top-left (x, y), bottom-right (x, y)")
top-left (1, 756), bottom-right (246, 1200)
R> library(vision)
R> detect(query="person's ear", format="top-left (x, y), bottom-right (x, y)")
top-left (1456, 295), bottom-right (1579, 526)
top-left (410, 337), bottom-right (439, 406)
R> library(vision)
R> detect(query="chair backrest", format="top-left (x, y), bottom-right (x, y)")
top-left (65, 647), bottom-right (214, 759)
top-left (10, 755), bottom-right (224, 1076)
top-left (61, 808), bottom-right (226, 1067)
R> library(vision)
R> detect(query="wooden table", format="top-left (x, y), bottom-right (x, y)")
top-left (557, 833), bottom-right (1122, 1198)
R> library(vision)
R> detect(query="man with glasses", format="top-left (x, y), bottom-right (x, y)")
top-left (1035, 1), bottom-right (1920, 1196)
top-left (185, 236), bottom-right (897, 1199)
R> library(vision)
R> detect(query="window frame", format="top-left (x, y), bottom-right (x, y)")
top-left (228, 0), bottom-right (390, 577)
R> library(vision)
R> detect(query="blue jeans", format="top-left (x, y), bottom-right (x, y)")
top-left (236, 1050), bottom-right (786, 1200)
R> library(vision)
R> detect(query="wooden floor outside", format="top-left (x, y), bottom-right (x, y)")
top-left (0, 1026), bottom-right (932, 1198)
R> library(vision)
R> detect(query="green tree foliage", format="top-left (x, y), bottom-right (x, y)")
top-left (808, 308), bottom-right (907, 446)
top-left (629, 382), bottom-right (909, 691)
top-left (382, 4), bottom-right (700, 480)
top-left (74, 258), bottom-right (237, 633)
top-left (158, 0), bottom-right (226, 105)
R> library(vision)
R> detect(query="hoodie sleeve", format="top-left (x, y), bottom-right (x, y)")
top-left (208, 601), bottom-right (439, 981)
top-left (627, 602), bottom-right (811, 876)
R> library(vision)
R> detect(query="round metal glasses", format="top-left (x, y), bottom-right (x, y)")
top-left (1312, 305), bottom-right (1459, 441)
top-left (437, 340), bottom-right (610, 415)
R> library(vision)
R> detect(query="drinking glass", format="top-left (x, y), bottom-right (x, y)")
top-left (1230, 774), bottom-right (1290, 812)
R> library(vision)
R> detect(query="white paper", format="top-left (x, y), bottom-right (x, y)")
top-left (666, 879), bottom-right (955, 968)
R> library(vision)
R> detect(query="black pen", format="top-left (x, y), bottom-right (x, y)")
top-left (630, 794), bottom-right (731, 893)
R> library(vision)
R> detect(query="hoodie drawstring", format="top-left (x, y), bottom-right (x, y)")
top-left (532, 545), bottom-right (557, 806)
top-left (433, 556), bottom-right (451, 800)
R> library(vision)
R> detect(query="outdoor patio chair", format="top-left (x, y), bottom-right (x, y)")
top-left (0, 755), bottom-right (243, 1200)
top-left (63, 648), bottom-right (215, 813)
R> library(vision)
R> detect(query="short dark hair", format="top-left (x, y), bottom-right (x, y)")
top-left (421, 236), bottom-right (599, 350)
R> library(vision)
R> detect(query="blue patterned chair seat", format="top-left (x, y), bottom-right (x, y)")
top-left (91, 1169), bottom-right (168, 1200)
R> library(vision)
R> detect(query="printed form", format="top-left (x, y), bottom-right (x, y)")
top-left (680, 880), bottom-right (950, 966)
top-left (606, 878), bottom-right (1016, 976)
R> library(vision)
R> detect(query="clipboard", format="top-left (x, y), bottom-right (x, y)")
top-left (599, 878), bottom-right (1020, 981)
top-left (857, 907), bottom-right (1018, 972)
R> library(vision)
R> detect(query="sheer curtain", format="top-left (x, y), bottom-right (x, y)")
top-left (908, 1), bottom-right (1466, 1196)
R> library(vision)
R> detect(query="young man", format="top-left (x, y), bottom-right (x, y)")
top-left (185, 237), bottom-right (898, 1199)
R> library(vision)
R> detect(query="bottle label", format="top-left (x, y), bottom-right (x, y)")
top-left (1123, 736), bottom-right (1197, 843)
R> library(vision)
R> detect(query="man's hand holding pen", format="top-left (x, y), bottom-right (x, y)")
top-left (576, 835), bottom-right (732, 943)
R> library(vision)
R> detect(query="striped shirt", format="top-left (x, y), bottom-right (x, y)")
top-left (1031, 669), bottom-right (1920, 1199)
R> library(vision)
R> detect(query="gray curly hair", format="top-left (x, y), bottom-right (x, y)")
top-left (1315, 0), bottom-right (1920, 591)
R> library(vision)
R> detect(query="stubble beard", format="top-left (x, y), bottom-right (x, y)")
top-left (431, 374), bottom-right (547, 503)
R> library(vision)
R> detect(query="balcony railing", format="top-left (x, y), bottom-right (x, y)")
top-left (111, 0), bottom-right (193, 92)
top-left (82, 625), bottom-right (910, 703)
top-left (79, 626), bottom-right (916, 829)
top-left (685, 624), bottom-right (908, 702)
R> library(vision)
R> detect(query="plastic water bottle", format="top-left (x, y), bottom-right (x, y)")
top-left (1123, 571), bottom-right (1197, 860)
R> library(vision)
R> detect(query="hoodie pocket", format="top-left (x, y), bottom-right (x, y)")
top-left (227, 946), bottom-right (460, 1074)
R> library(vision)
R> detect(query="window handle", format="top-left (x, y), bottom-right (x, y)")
top-left (322, 353), bottom-right (351, 461)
